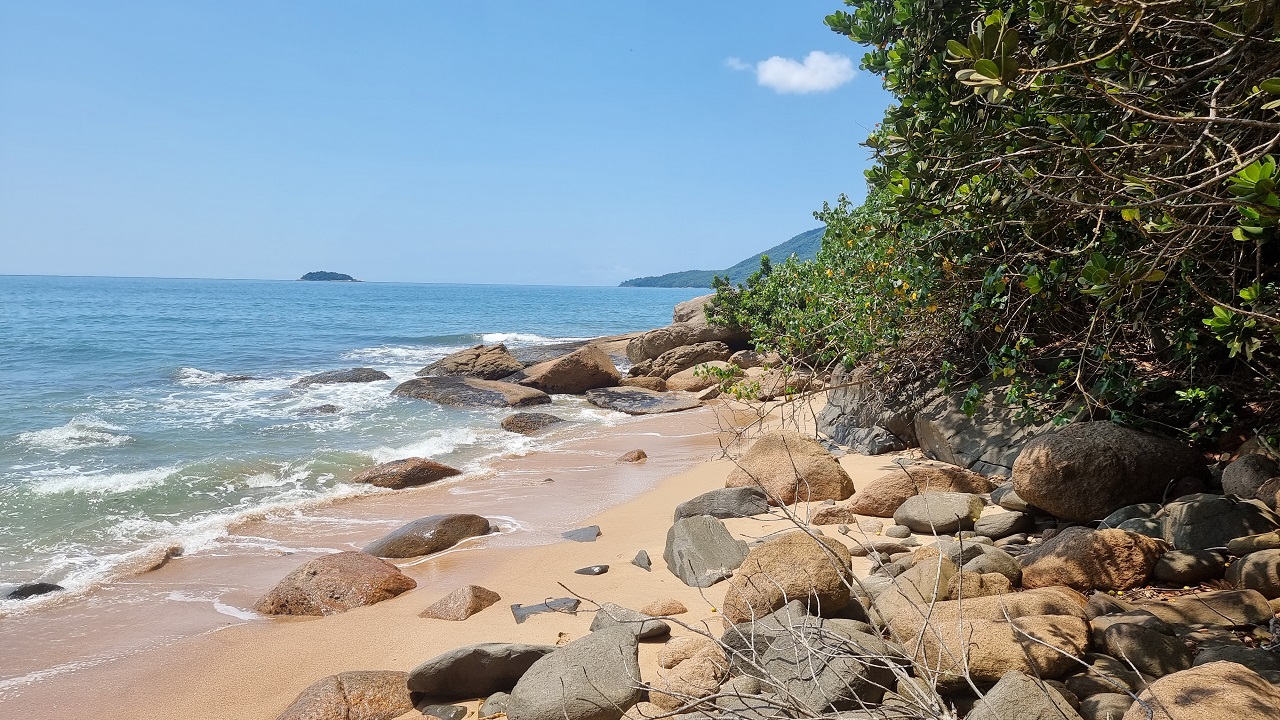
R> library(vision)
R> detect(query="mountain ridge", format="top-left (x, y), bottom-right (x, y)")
top-left (619, 227), bottom-right (824, 288)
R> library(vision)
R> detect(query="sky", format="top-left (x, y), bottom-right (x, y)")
top-left (0, 2), bottom-right (893, 285)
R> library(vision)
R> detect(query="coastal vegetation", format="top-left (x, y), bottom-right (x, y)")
top-left (712, 0), bottom-right (1280, 443)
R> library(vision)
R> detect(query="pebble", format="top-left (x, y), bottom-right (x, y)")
top-left (574, 565), bottom-right (609, 576)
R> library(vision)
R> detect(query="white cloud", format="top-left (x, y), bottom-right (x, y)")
top-left (728, 51), bottom-right (855, 94)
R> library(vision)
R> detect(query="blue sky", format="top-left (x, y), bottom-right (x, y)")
top-left (0, 2), bottom-right (892, 285)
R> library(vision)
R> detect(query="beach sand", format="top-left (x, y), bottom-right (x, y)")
top-left (2, 397), bottom-right (913, 719)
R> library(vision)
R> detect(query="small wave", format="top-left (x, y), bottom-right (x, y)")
top-left (173, 367), bottom-right (256, 386)
top-left (365, 426), bottom-right (483, 464)
top-left (28, 466), bottom-right (176, 495)
top-left (15, 417), bottom-right (133, 453)
top-left (481, 332), bottom-right (587, 346)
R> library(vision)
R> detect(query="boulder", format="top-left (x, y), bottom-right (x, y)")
top-left (277, 671), bottom-right (413, 720)
top-left (1152, 550), bottom-right (1226, 585)
top-left (618, 376), bottom-right (666, 391)
top-left (255, 551), bottom-right (416, 616)
top-left (419, 585), bottom-right (502, 621)
top-left (408, 643), bottom-right (558, 701)
top-left (1102, 623), bottom-right (1192, 678)
top-left (720, 531), bottom-right (853, 624)
top-left (892, 492), bottom-right (985, 534)
top-left (751, 618), bottom-right (901, 711)
top-left (1122, 661), bottom-right (1280, 720)
top-left (663, 515), bottom-right (749, 588)
top-left (946, 570), bottom-right (1014, 600)
top-left (991, 483), bottom-right (1036, 512)
top-left (584, 387), bottom-right (702, 415)
top-left (724, 430), bottom-right (854, 505)
top-left (729, 349), bottom-right (763, 369)
top-left (6, 582), bottom-right (63, 600)
top-left (1089, 611), bottom-right (1173, 647)
top-left (850, 464), bottom-right (994, 517)
top-left (974, 511), bottom-right (1035, 540)
top-left (648, 652), bottom-right (727, 712)
top-left (293, 367), bottom-right (390, 388)
top-left (617, 449), bottom-right (647, 463)
top-left (363, 514), bottom-right (491, 558)
top-left (1129, 589), bottom-right (1273, 627)
top-left (517, 345), bottom-right (621, 394)
top-left (417, 344), bottom-right (524, 380)
top-left (626, 324), bottom-right (741, 365)
top-left (672, 487), bottom-right (769, 522)
top-left (1226, 531), bottom-right (1280, 555)
top-left (639, 598), bottom-right (686, 616)
top-left (1020, 527), bottom-right (1166, 592)
top-left (643, 342), bottom-right (732, 380)
top-left (351, 458), bottom-right (462, 490)
top-left (393, 377), bottom-right (551, 408)
top-left (886, 586), bottom-right (1090, 641)
top-left (967, 670), bottom-right (1084, 720)
top-left (664, 361), bottom-right (734, 392)
top-left (912, 615), bottom-right (1090, 689)
top-left (506, 627), bottom-right (643, 720)
top-left (1226, 548), bottom-right (1280, 598)
top-left (1099, 503), bottom-right (1163, 528)
top-left (1192, 644), bottom-right (1280, 682)
top-left (1221, 453), bottom-right (1280, 498)
top-left (1157, 494), bottom-right (1280, 551)
top-left (589, 603), bottom-right (670, 640)
top-left (657, 634), bottom-right (720, 669)
top-left (500, 413), bottom-right (565, 435)
top-left (1255, 476), bottom-right (1280, 509)
top-left (1082, 694), bottom-right (1133, 720)
top-left (809, 504), bottom-right (862, 526)
top-left (913, 380), bottom-right (1051, 475)
top-left (1012, 422), bottom-right (1209, 521)
top-left (673, 294), bottom-right (714, 324)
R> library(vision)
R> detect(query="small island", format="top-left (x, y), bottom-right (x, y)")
top-left (299, 271), bottom-right (359, 282)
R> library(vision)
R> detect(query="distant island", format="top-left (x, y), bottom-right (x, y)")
top-left (619, 227), bottom-right (824, 288)
top-left (299, 271), bottom-right (359, 282)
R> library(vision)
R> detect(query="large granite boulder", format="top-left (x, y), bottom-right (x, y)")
top-left (1226, 548), bottom-right (1280, 598)
top-left (663, 515), bottom-right (749, 588)
top-left (1222, 453), bottom-right (1280, 498)
top-left (506, 627), bottom-right (643, 720)
top-left (664, 361), bottom-right (734, 392)
top-left (1122, 661), bottom-right (1280, 720)
top-left (914, 380), bottom-right (1052, 475)
top-left (1157, 494), bottom-right (1280, 550)
top-left (967, 670), bottom-right (1084, 720)
top-left (672, 294), bottom-right (714, 324)
top-left (912, 615), bottom-right (1090, 689)
top-left (673, 487), bottom-right (769, 521)
top-left (892, 492), bottom-right (985, 534)
top-left (293, 367), bottom-right (391, 388)
top-left (277, 671), bottom-right (413, 720)
top-left (255, 551), bottom-right (416, 616)
top-left (392, 377), bottom-right (551, 408)
top-left (500, 412), bottom-right (565, 435)
top-left (417, 344), bottom-right (524, 381)
top-left (752, 619), bottom-right (901, 712)
top-left (625, 323), bottom-right (743, 365)
top-left (1020, 527), bottom-right (1167, 592)
top-left (850, 464), bottom-right (994, 517)
top-left (351, 458), bottom-right (461, 490)
top-left (588, 603), bottom-right (670, 640)
top-left (1012, 422), bottom-right (1209, 521)
top-left (1129, 589), bottom-right (1273, 627)
top-left (517, 345), bottom-right (621, 394)
top-left (647, 651), bottom-right (728, 712)
top-left (585, 387), bottom-right (702, 415)
top-left (818, 370), bottom-right (937, 453)
top-left (724, 430), bottom-right (854, 505)
top-left (1102, 622), bottom-right (1192, 678)
top-left (720, 531), bottom-right (853, 624)
top-left (641, 342), bottom-right (732, 380)
top-left (408, 643), bottom-right (557, 700)
top-left (886, 586), bottom-right (1090, 641)
top-left (363, 514), bottom-right (491, 558)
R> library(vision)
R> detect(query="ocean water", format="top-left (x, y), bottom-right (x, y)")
top-left (0, 275), bottom-right (703, 610)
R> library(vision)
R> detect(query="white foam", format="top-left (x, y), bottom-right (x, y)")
top-left (481, 332), bottom-right (589, 345)
top-left (212, 601), bottom-right (257, 620)
top-left (15, 417), bottom-right (133, 453)
top-left (365, 426), bottom-right (483, 464)
top-left (28, 466), bottom-right (176, 496)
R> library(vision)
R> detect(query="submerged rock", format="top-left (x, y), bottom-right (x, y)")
top-left (364, 514), bottom-right (491, 558)
top-left (351, 457), bottom-right (462, 490)
top-left (6, 582), bottom-right (64, 600)
top-left (293, 367), bottom-right (390, 388)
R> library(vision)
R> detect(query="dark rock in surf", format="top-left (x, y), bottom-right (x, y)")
top-left (351, 457), bottom-right (462, 490)
top-left (292, 367), bottom-right (390, 388)
top-left (392, 377), bottom-right (551, 408)
top-left (6, 582), bottom-right (64, 600)
top-left (500, 412), bottom-right (565, 435)
top-left (584, 387), bottom-right (702, 415)
top-left (363, 514), bottom-right (492, 558)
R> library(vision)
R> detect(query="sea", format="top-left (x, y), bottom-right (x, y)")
top-left (0, 275), bottom-right (706, 617)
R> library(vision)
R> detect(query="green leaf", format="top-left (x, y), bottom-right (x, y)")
top-left (974, 58), bottom-right (1001, 79)
top-left (946, 39), bottom-right (972, 58)
top-left (1121, 208), bottom-right (1140, 221)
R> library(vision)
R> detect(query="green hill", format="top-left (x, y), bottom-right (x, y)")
top-left (619, 227), bottom-right (825, 288)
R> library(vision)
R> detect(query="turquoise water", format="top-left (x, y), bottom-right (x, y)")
top-left (0, 276), bottom-right (702, 600)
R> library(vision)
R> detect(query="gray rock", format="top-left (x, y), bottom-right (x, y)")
top-left (1152, 549), bottom-right (1226, 585)
top-left (511, 597), bottom-right (580, 624)
top-left (6, 582), bottom-right (64, 600)
top-left (883, 525), bottom-right (912, 539)
top-left (959, 544), bottom-right (1023, 585)
top-left (480, 692), bottom-right (510, 717)
top-left (1193, 643), bottom-right (1280, 682)
top-left (419, 704), bottom-right (467, 720)
top-left (673, 487), bottom-right (769, 522)
top-left (1158, 494), bottom-right (1280, 550)
top-left (589, 602), bottom-right (670, 640)
top-left (892, 492), bottom-right (984, 534)
top-left (974, 511), bottom-right (1035, 539)
top-left (1103, 623), bottom-right (1192, 677)
top-left (506, 627), bottom-right (643, 720)
top-left (1115, 517), bottom-right (1164, 539)
top-left (501, 412), bottom-right (566, 435)
top-left (991, 483), bottom-right (1035, 512)
top-left (393, 376), bottom-right (551, 408)
top-left (663, 515), bottom-right (749, 588)
top-left (584, 387), bottom-right (703, 415)
top-left (631, 550), bottom-right (651, 571)
top-left (363, 514), bottom-right (491, 558)
top-left (1099, 503), bottom-right (1163, 528)
top-left (1089, 610), bottom-right (1173, 647)
top-left (1131, 589), bottom-right (1273, 627)
top-left (1222, 454), bottom-right (1280, 498)
top-left (1078, 694), bottom-right (1132, 720)
top-left (914, 380), bottom-right (1052, 476)
top-left (967, 670), bottom-right (1084, 720)
top-left (1226, 547), bottom-right (1280, 598)
top-left (408, 643), bottom-right (558, 700)
top-left (843, 426), bottom-right (908, 456)
top-left (292, 367), bottom-right (390, 388)
top-left (562, 526), bottom-right (601, 542)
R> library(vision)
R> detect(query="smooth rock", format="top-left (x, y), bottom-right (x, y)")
top-left (1152, 549), bottom-right (1225, 585)
top-left (1020, 527), bottom-right (1167, 592)
top-left (574, 565), bottom-right (609, 576)
top-left (562, 525), bottom-right (600, 542)
top-left (293, 367), bottom-right (390, 388)
top-left (643, 342), bottom-right (732, 380)
top-left (892, 491), bottom-right (984, 534)
top-left (974, 510), bottom-right (1035, 540)
top-left (1103, 623), bottom-right (1192, 677)
top-left (517, 344), bottom-right (621, 394)
top-left (408, 643), bottom-right (557, 700)
top-left (967, 670), bottom-right (1084, 720)
top-left (1122, 661), bottom-right (1280, 720)
top-left (1080, 694), bottom-right (1132, 720)
top-left (640, 598), bottom-right (686, 616)
top-left (724, 430), bottom-right (854, 505)
top-left (1192, 643), bottom-right (1280, 682)
top-left (618, 376), bottom-right (666, 391)
top-left (500, 412), bottom-right (565, 435)
top-left (393, 377), bottom-right (551, 408)
top-left (1226, 548), bottom-right (1280, 598)
top-left (1158, 494), bottom-right (1280, 551)
top-left (884, 525), bottom-right (911, 539)
top-left (277, 671), bottom-right (413, 720)
top-left (946, 570), bottom-right (1014, 600)
top-left (632, 549), bottom-right (651, 571)
top-left (418, 705), bottom-right (467, 720)
top-left (511, 597), bottom-right (580, 624)
top-left (657, 634), bottom-right (720, 669)
top-left (480, 693), bottom-right (510, 717)
top-left (912, 615), bottom-right (1091, 689)
top-left (851, 464), bottom-right (994, 517)
top-left (1012, 422), bottom-right (1209, 522)
top-left (1116, 517), bottom-right (1164, 539)
top-left (991, 483), bottom-right (1035, 512)
top-left (419, 585), bottom-right (501, 621)
top-left (648, 651), bottom-right (728, 712)
top-left (6, 582), bottom-right (64, 600)
top-left (506, 627), bottom-right (643, 720)
top-left (1222, 453), bottom-right (1280, 498)
top-left (663, 515), bottom-right (749, 588)
top-left (255, 551), bottom-right (415, 616)
top-left (418, 344), bottom-right (524, 380)
top-left (364, 514), bottom-right (491, 558)
top-left (1129, 589), bottom-right (1273, 627)
top-left (1089, 611), bottom-right (1173, 647)
top-left (351, 457), bottom-right (462, 490)
top-left (1099, 503), bottom-right (1163, 528)
top-left (1226, 531), bottom-right (1280, 555)
top-left (589, 602), bottom-right (670, 640)
top-left (673, 487), bottom-right (769, 522)
top-left (887, 586), bottom-right (1090, 641)
top-left (584, 387), bottom-right (702, 415)
top-left (720, 531), bottom-right (852, 624)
